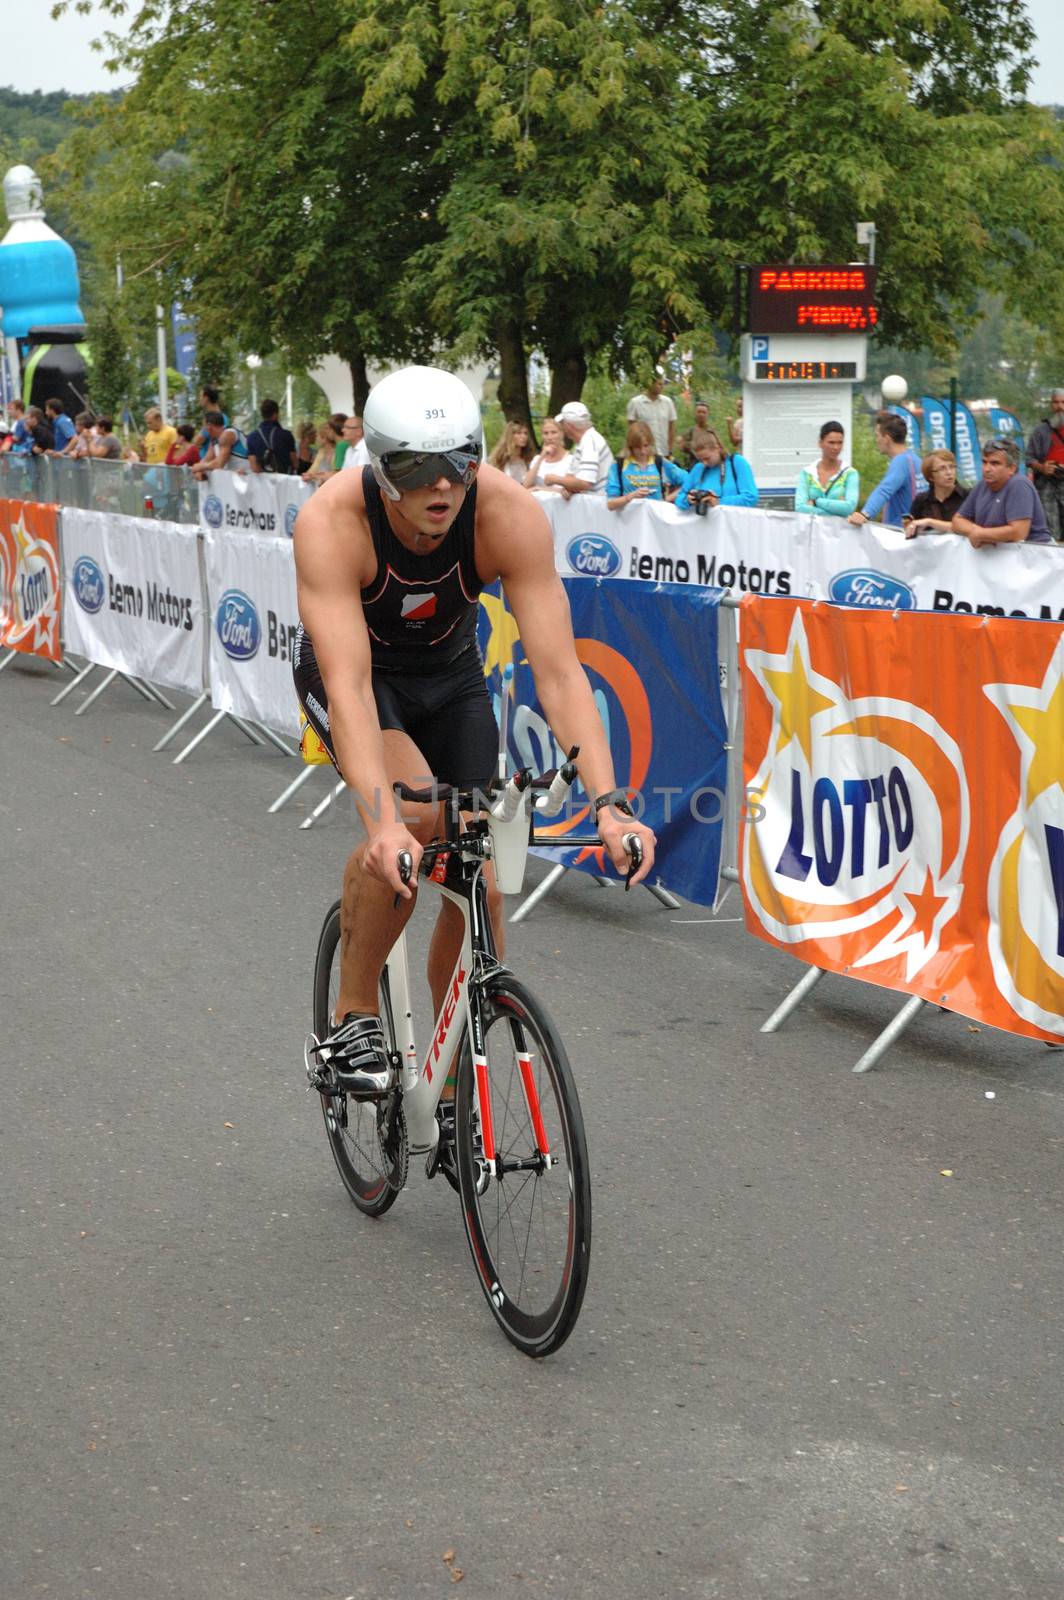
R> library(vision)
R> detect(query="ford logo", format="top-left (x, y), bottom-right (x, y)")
top-left (215, 589), bottom-right (261, 660)
top-left (284, 502), bottom-right (299, 538)
top-left (829, 569), bottom-right (916, 611)
top-left (72, 555), bottom-right (105, 613)
top-left (566, 534), bottom-right (621, 578)
top-left (203, 494), bottom-right (224, 529)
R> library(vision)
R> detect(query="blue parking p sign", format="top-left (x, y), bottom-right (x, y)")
top-left (752, 336), bottom-right (769, 361)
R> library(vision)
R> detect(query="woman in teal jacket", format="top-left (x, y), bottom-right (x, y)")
top-left (675, 428), bottom-right (758, 510)
top-left (795, 421), bottom-right (860, 516)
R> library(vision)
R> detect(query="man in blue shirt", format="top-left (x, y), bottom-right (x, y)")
top-left (952, 436), bottom-right (1052, 546)
top-left (848, 411), bottom-right (924, 528)
top-left (45, 398), bottom-right (76, 452)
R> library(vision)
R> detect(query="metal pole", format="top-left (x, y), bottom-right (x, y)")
top-left (0, 649), bottom-right (17, 675)
top-left (245, 720), bottom-right (297, 759)
top-left (156, 304), bottom-right (168, 418)
top-left (760, 965), bottom-right (825, 1033)
top-left (852, 994), bottom-right (924, 1074)
top-left (172, 707), bottom-right (228, 764)
top-left (299, 778), bottom-right (347, 830)
top-left (948, 376), bottom-right (958, 455)
top-left (51, 661), bottom-right (97, 705)
top-left (73, 667), bottom-right (119, 715)
top-left (285, 374), bottom-right (293, 429)
top-left (509, 863), bottom-right (568, 924)
top-left (153, 690), bottom-right (210, 751)
top-left (268, 763), bottom-right (319, 814)
top-left (646, 883), bottom-right (683, 910)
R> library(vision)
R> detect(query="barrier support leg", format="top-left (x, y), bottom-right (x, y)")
top-left (509, 863), bottom-right (568, 925)
top-left (127, 675), bottom-right (175, 712)
top-left (852, 995), bottom-right (925, 1075)
top-left (74, 668), bottom-right (119, 716)
top-left (647, 883), bottom-right (682, 910)
top-left (0, 650), bottom-right (17, 674)
top-left (246, 720), bottom-right (297, 759)
top-left (172, 708), bottom-right (227, 764)
top-left (227, 714), bottom-right (266, 747)
top-left (51, 661), bottom-right (97, 705)
top-left (760, 966), bottom-right (824, 1033)
top-left (268, 764), bottom-right (318, 814)
top-left (153, 691), bottom-right (210, 752)
top-left (299, 779), bottom-right (347, 830)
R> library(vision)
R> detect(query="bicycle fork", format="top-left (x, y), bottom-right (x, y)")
top-left (468, 989), bottom-right (555, 1176)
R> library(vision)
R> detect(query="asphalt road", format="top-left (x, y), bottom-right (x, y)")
top-left (4, 654), bottom-right (1064, 1600)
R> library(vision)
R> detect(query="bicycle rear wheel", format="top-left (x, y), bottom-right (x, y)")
top-left (455, 973), bottom-right (591, 1357)
top-left (312, 902), bottom-right (400, 1218)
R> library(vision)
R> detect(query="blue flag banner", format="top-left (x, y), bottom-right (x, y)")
top-left (920, 396), bottom-right (981, 484)
top-left (886, 404), bottom-right (921, 452)
top-left (477, 578), bottom-right (728, 907)
top-left (988, 408), bottom-right (1024, 452)
top-left (171, 304), bottom-right (197, 379)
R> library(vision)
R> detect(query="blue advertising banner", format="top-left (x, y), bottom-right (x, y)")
top-left (920, 396), bottom-right (980, 484)
top-left (988, 408), bottom-right (1024, 452)
top-left (171, 303), bottom-right (197, 379)
top-left (477, 577), bottom-right (728, 907)
top-left (886, 404), bottom-right (921, 452)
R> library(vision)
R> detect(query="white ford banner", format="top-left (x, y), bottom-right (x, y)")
top-left (61, 509), bottom-right (206, 695)
top-left (540, 494), bottom-right (1064, 619)
top-left (203, 528), bottom-right (301, 737)
top-left (199, 470), bottom-right (312, 540)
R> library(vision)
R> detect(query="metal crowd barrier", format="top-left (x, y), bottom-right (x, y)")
top-left (0, 454), bottom-right (200, 524)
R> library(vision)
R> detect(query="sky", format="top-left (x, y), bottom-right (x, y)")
top-left (2, 1), bottom-right (1064, 103)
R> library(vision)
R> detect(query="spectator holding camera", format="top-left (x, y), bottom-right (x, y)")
top-left (794, 421), bottom-right (859, 517)
top-left (903, 448), bottom-right (966, 537)
top-left (1025, 387), bottom-right (1064, 542)
top-left (675, 427), bottom-right (758, 512)
top-left (606, 421), bottom-right (685, 509)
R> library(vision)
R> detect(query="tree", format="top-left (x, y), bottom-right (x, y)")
top-left (84, 293), bottom-right (133, 418)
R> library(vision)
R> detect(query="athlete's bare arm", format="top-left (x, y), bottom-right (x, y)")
top-left (476, 466), bottom-right (656, 882)
top-left (293, 471), bottom-right (420, 895)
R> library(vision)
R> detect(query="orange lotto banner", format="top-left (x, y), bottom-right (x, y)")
top-left (0, 498), bottom-right (62, 662)
top-left (741, 596), bottom-right (1064, 1045)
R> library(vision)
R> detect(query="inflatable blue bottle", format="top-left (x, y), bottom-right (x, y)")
top-left (0, 164), bottom-right (86, 339)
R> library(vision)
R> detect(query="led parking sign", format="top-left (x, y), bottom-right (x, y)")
top-left (748, 265), bottom-right (878, 334)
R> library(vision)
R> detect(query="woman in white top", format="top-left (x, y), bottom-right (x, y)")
top-left (522, 417), bottom-right (572, 492)
top-left (489, 420), bottom-right (535, 482)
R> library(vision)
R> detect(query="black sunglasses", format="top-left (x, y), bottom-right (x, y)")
top-left (381, 446), bottom-right (481, 491)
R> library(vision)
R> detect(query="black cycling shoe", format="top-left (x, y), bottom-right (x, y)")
top-left (313, 1012), bottom-right (393, 1100)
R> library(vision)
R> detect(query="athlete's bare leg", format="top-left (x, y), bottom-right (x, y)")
top-left (336, 729), bottom-right (504, 1020)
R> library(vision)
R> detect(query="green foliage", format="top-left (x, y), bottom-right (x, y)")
top-left (84, 294), bottom-right (133, 417)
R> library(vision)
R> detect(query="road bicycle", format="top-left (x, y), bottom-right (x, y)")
top-left (306, 760), bottom-right (642, 1358)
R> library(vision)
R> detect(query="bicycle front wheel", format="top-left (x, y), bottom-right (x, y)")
top-left (455, 973), bottom-right (591, 1357)
top-left (312, 902), bottom-right (400, 1218)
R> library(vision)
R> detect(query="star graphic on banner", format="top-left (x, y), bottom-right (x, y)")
top-left (479, 589), bottom-right (523, 688)
top-left (762, 638), bottom-right (836, 765)
top-left (903, 869), bottom-right (951, 950)
top-left (1005, 672), bottom-right (1064, 808)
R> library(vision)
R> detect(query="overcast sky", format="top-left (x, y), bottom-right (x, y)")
top-left (3, 1), bottom-right (1063, 102)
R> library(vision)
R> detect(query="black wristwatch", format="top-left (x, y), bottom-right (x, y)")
top-left (593, 789), bottom-right (635, 818)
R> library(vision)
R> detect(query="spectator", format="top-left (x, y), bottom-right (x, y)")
top-left (489, 420), bottom-right (535, 482)
top-left (848, 411), bottom-right (924, 527)
top-left (7, 399), bottom-right (32, 455)
top-left (248, 398), bottom-right (298, 475)
top-left (166, 423), bottom-right (200, 466)
top-left (727, 396), bottom-right (743, 449)
top-left (141, 406), bottom-right (177, 465)
top-left (677, 400), bottom-right (711, 466)
top-left (547, 401), bottom-right (614, 495)
top-left (295, 421), bottom-right (318, 476)
top-left (61, 411), bottom-right (96, 460)
top-left (45, 398), bottom-right (75, 453)
top-left (88, 416), bottom-right (122, 460)
top-left (675, 427), bottom-right (758, 511)
top-left (606, 421), bottom-right (685, 509)
top-left (192, 384), bottom-right (228, 460)
top-left (190, 411), bottom-right (250, 478)
top-left (1025, 387), bottom-right (1064, 543)
top-left (795, 421), bottom-right (860, 517)
top-left (302, 418), bottom-right (342, 484)
top-left (24, 406), bottom-right (56, 453)
top-left (626, 377), bottom-right (677, 458)
top-left (952, 435), bottom-right (1051, 546)
top-left (339, 414), bottom-right (371, 471)
top-left (903, 449), bottom-right (966, 538)
top-left (522, 418), bottom-right (571, 491)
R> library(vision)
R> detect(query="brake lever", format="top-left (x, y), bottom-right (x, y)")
top-left (393, 849), bottom-right (413, 910)
top-left (622, 832), bottom-right (643, 892)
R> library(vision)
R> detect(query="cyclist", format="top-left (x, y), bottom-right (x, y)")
top-left (293, 365), bottom-right (656, 1097)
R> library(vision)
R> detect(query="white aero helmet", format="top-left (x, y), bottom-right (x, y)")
top-left (363, 365), bottom-right (483, 500)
